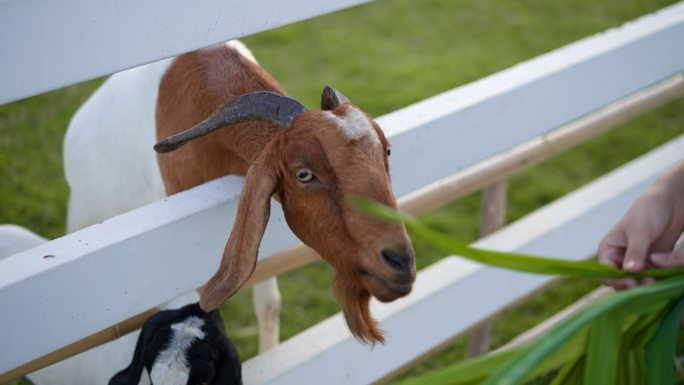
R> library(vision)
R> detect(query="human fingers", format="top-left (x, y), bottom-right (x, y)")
top-left (598, 237), bottom-right (632, 289)
top-left (604, 278), bottom-right (639, 290)
top-left (598, 243), bottom-right (623, 267)
top-left (650, 248), bottom-right (684, 268)
top-left (622, 234), bottom-right (651, 272)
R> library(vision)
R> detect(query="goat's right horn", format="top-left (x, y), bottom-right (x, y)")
top-left (154, 91), bottom-right (307, 153)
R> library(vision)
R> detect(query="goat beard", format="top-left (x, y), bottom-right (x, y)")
top-left (332, 274), bottom-right (385, 345)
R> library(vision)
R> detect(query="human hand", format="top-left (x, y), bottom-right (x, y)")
top-left (598, 161), bottom-right (684, 289)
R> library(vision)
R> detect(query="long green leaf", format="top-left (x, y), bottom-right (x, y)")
top-left (397, 330), bottom-right (586, 385)
top-left (484, 276), bottom-right (684, 385)
top-left (562, 359), bottom-right (585, 385)
top-left (396, 278), bottom-right (684, 385)
top-left (624, 308), bottom-right (671, 385)
top-left (550, 355), bottom-right (584, 385)
top-left (583, 310), bottom-right (623, 384)
top-left (353, 199), bottom-right (684, 279)
top-left (396, 347), bottom-right (525, 385)
top-left (645, 296), bottom-right (684, 385)
top-left (619, 311), bottom-right (668, 385)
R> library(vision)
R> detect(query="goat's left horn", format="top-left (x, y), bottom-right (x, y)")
top-left (154, 91), bottom-right (307, 153)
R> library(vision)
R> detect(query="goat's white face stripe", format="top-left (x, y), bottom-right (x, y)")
top-left (150, 316), bottom-right (206, 385)
top-left (326, 107), bottom-right (381, 146)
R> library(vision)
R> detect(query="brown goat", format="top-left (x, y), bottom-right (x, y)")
top-left (155, 43), bottom-right (415, 343)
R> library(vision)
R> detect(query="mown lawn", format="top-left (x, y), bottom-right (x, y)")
top-left (1, 0), bottom-right (682, 384)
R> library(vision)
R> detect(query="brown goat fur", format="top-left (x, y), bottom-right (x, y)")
top-left (155, 43), bottom-right (415, 344)
top-left (156, 44), bottom-right (283, 190)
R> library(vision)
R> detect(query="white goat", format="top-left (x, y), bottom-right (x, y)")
top-left (0, 225), bottom-right (46, 257)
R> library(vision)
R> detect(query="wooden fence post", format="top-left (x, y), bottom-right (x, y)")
top-left (466, 181), bottom-right (507, 357)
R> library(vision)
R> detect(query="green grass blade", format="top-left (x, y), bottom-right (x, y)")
top-left (397, 331), bottom-right (586, 385)
top-left (623, 307), bottom-right (673, 385)
top-left (583, 311), bottom-right (623, 385)
top-left (396, 347), bottom-right (525, 385)
top-left (353, 199), bottom-right (684, 279)
top-left (550, 356), bottom-right (585, 385)
top-left (645, 296), bottom-right (684, 385)
top-left (628, 349), bottom-right (647, 385)
top-left (562, 359), bottom-right (585, 385)
top-left (483, 277), bottom-right (684, 385)
top-left (631, 306), bottom-right (671, 347)
top-left (619, 311), bottom-right (668, 385)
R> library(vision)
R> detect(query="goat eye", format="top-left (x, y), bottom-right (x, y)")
top-left (295, 168), bottom-right (314, 183)
top-left (386, 148), bottom-right (391, 156)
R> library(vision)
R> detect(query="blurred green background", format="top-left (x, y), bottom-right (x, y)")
top-left (1, 0), bottom-right (683, 384)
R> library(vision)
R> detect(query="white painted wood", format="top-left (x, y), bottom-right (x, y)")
top-left (2, 3), bottom-right (684, 373)
top-left (242, 135), bottom-right (684, 385)
top-left (397, 74), bottom-right (684, 215)
top-left (0, 176), bottom-right (298, 374)
top-left (0, 0), bottom-right (371, 104)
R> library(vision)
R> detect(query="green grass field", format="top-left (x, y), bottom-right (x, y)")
top-left (1, 0), bottom-right (683, 384)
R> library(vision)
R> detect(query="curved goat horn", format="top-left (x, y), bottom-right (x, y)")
top-left (321, 85), bottom-right (351, 111)
top-left (154, 91), bottom-right (307, 153)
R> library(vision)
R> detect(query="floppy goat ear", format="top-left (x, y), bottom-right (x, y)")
top-left (200, 142), bottom-right (280, 312)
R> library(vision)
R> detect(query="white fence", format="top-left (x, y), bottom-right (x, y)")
top-left (0, 0), bottom-right (371, 104)
top-left (1, 0), bottom-right (684, 383)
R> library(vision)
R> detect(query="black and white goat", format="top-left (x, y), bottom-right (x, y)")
top-left (109, 303), bottom-right (242, 385)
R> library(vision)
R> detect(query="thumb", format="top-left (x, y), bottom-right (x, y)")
top-left (650, 248), bottom-right (684, 268)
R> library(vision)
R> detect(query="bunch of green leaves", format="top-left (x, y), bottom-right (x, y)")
top-left (354, 199), bottom-right (684, 385)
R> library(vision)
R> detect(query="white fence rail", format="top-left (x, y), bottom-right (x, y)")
top-left (1, 0), bottom-right (684, 381)
top-left (0, 0), bottom-right (371, 104)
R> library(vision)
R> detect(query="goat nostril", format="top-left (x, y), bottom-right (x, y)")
top-left (381, 248), bottom-right (411, 272)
